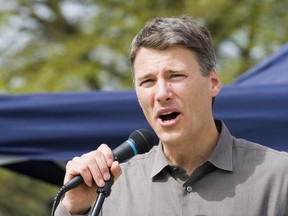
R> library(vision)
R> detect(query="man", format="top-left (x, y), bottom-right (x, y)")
top-left (55, 16), bottom-right (288, 216)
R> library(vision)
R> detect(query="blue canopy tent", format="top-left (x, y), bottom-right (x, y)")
top-left (1, 44), bottom-right (287, 185)
top-left (0, 91), bottom-right (153, 185)
top-left (214, 44), bottom-right (288, 151)
top-left (232, 44), bottom-right (288, 86)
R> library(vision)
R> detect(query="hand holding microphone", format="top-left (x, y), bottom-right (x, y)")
top-left (59, 129), bottom-right (153, 215)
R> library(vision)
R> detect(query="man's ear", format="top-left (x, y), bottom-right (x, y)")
top-left (209, 67), bottom-right (221, 97)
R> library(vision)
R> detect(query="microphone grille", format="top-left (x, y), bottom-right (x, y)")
top-left (129, 128), bottom-right (154, 154)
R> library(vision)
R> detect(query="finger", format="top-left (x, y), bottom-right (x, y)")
top-left (83, 151), bottom-right (108, 187)
top-left (65, 158), bottom-right (94, 187)
top-left (64, 144), bottom-right (114, 188)
top-left (97, 144), bottom-right (114, 167)
top-left (77, 145), bottom-right (112, 186)
top-left (93, 148), bottom-right (111, 182)
top-left (110, 161), bottom-right (122, 181)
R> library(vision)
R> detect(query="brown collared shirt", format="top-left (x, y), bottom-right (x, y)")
top-left (56, 121), bottom-right (288, 216)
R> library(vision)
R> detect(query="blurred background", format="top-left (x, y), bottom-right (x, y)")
top-left (0, 0), bottom-right (287, 215)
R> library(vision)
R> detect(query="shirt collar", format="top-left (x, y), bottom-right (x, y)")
top-left (150, 120), bottom-right (233, 179)
top-left (150, 142), bottom-right (169, 179)
top-left (208, 120), bottom-right (233, 172)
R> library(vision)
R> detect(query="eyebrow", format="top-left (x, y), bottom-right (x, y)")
top-left (135, 73), bottom-right (154, 84)
top-left (136, 68), bottom-right (187, 80)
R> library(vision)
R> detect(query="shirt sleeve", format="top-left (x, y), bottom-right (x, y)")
top-left (54, 201), bottom-right (90, 216)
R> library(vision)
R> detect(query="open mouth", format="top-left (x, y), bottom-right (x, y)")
top-left (159, 112), bottom-right (180, 122)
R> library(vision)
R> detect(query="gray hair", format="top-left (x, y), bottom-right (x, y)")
top-left (129, 16), bottom-right (216, 76)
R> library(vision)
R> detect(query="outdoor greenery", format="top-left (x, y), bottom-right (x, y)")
top-left (0, 0), bottom-right (287, 215)
top-left (0, 168), bottom-right (57, 216)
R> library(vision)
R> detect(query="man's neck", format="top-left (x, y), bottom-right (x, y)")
top-left (162, 121), bottom-right (220, 175)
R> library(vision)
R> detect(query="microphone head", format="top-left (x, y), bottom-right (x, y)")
top-left (129, 128), bottom-right (154, 154)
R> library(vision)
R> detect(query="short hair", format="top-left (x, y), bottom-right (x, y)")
top-left (129, 16), bottom-right (216, 76)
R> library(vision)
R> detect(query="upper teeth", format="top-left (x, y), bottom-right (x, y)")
top-left (162, 112), bottom-right (173, 115)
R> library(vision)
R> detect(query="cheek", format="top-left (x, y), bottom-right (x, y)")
top-left (138, 98), bottom-right (154, 127)
top-left (184, 85), bottom-right (210, 114)
top-left (136, 89), bottom-right (153, 115)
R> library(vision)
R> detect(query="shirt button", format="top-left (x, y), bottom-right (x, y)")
top-left (172, 166), bottom-right (178, 171)
top-left (186, 186), bottom-right (193, 193)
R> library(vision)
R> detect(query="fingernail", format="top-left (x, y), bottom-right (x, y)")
top-left (98, 179), bottom-right (105, 187)
top-left (104, 172), bottom-right (110, 181)
top-left (107, 159), bottom-right (113, 167)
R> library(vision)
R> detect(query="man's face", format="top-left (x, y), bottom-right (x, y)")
top-left (133, 45), bottom-right (221, 146)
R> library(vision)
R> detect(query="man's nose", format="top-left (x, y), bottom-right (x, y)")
top-left (155, 80), bottom-right (173, 103)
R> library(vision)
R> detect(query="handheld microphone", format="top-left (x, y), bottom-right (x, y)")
top-left (51, 129), bottom-right (154, 216)
top-left (63, 128), bottom-right (154, 190)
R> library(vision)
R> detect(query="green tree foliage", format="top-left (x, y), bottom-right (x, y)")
top-left (0, 168), bottom-right (57, 216)
top-left (0, 0), bottom-right (286, 93)
top-left (0, 0), bottom-right (287, 215)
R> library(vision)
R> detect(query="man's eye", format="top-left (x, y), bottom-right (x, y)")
top-left (140, 79), bottom-right (154, 86)
top-left (170, 74), bottom-right (185, 79)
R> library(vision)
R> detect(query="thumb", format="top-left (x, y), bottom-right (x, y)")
top-left (110, 161), bottom-right (122, 181)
